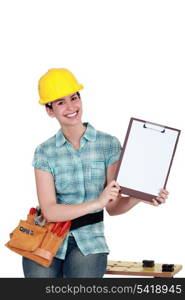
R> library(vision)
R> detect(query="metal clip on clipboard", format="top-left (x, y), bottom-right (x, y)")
top-left (143, 122), bottom-right (165, 133)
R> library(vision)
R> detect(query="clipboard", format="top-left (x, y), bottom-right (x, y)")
top-left (115, 118), bottom-right (181, 201)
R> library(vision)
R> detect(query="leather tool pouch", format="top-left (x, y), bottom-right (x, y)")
top-left (5, 214), bottom-right (69, 268)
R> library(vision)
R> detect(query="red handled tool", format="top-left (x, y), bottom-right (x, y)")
top-left (51, 222), bottom-right (64, 233)
top-left (29, 207), bottom-right (36, 215)
top-left (51, 221), bottom-right (71, 237)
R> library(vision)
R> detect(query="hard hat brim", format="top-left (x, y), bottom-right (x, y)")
top-left (39, 84), bottom-right (84, 105)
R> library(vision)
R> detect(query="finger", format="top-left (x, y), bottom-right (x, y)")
top-left (151, 199), bottom-right (160, 206)
top-left (160, 189), bottom-right (169, 195)
top-left (110, 187), bottom-right (120, 193)
top-left (159, 191), bottom-right (168, 197)
top-left (109, 192), bottom-right (119, 198)
top-left (110, 191), bottom-right (119, 198)
top-left (156, 196), bottom-right (166, 203)
top-left (142, 200), bottom-right (153, 205)
top-left (158, 193), bottom-right (167, 200)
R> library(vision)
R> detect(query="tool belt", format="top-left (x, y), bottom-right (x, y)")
top-left (5, 209), bottom-right (103, 268)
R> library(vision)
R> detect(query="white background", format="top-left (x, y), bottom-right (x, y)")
top-left (0, 0), bottom-right (184, 278)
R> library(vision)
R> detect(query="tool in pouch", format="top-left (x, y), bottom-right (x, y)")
top-left (34, 206), bottom-right (47, 226)
top-left (5, 207), bottom-right (71, 267)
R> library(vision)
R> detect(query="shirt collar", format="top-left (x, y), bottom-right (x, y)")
top-left (56, 122), bottom-right (97, 147)
top-left (83, 122), bottom-right (97, 142)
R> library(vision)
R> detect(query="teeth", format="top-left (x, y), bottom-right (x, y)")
top-left (66, 112), bottom-right (77, 118)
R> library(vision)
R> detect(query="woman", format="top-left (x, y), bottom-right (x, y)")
top-left (22, 68), bottom-right (168, 278)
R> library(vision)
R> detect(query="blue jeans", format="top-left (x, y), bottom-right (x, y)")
top-left (22, 236), bottom-right (108, 278)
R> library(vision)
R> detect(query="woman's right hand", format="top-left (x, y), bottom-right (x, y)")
top-left (96, 180), bottom-right (120, 209)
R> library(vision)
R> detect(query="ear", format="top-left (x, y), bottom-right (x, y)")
top-left (45, 106), bottom-right (55, 118)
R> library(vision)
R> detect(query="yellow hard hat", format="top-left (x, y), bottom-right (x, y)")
top-left (38, 68), bottom-right (84, 104)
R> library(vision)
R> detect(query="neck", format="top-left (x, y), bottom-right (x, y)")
top-left (61, 123), bottom-right (87, 146)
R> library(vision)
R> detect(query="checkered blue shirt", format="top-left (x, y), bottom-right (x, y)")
top-left (32, 123), bottom-right (122, 259)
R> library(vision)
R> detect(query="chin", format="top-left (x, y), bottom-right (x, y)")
top-left (62, 118), bottom-right (82, 127)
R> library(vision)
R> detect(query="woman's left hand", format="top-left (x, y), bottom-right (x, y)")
top-left (141, 189), bottom-right (169, 206)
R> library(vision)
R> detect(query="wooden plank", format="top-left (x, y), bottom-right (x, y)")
top-left (106, 260), bottom-right (183, 277)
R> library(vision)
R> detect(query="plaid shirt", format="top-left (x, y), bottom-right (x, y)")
top-left (32, 123), bottom-right (122, 259)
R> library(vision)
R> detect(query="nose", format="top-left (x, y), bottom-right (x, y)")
top-left (66, 100), bottom-right (74, 111)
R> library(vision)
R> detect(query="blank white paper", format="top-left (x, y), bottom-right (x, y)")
top-left (117, 120), bottom-right (178, 196)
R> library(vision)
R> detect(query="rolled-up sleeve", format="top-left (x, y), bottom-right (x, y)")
top-left (32, 145), bottom-right (53, 174)
top-left (105, 136), bottom-right (122, 167)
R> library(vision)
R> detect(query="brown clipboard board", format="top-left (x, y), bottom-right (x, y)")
top-left (115, 118), bottom-right (181, 201)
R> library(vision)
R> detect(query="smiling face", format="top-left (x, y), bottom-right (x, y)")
top-left (46, 92), bottom-right (83, 127)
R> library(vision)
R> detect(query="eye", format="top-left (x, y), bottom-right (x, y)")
top-left (58, 101), bottom-right (65, 105)
top-left (71, 96), bottom-right (78, 101)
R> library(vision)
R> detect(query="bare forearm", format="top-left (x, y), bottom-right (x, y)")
top-left (42, 200), bottom-right (101, 222)
top-left (106, 195), bottom-right (140, 216)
